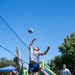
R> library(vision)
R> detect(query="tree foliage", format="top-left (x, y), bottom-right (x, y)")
top-left (59, 33), bottom-right (75, 73)
top-left (0, 57), bottom-right (15, 75)
top-left (49, 33), bottom-right (75, 75)
top-left (49, 56), bottom-right (62, 75)
top-left (0, 57), bottom-right (15, 68)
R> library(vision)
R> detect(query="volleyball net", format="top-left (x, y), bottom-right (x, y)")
top-left (0, 16), bottom-right (29, 68)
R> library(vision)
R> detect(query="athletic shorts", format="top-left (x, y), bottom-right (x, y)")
top-left (28, 62), bottom-right (41, 73)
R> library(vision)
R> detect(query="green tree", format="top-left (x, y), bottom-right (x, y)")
top-left (0, 57), bottom-right (15, 67)
top-left (0, 57), bottom-right (15, 75)
top-left (49, 33), bottom-right (75, 75)
top-left (49, 56), bottom-right (62, 75)
top-left (59, 33), bottom-right (75, 73)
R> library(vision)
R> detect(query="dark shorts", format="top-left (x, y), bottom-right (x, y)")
top-left (28, 62), bottom-right (41, 73)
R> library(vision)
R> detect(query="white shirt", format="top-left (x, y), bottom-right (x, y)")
top-left (61, 68), bottom-right (71, 75)
top-left (29, 47), bottom-right (42, 63)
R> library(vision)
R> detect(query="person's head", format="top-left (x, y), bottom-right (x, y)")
top-left (33, 46), bottom-right (39, 51)
top-left (13, 57), bottom-right (19, 63)
top-left (63, 64), bottom-right (66, 69)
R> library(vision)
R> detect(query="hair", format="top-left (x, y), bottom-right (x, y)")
top-left (36, 46), bottom-right (40, 51)
top-left (13, 56), bottom-right (19, 62)
top-left (63, 64), bottom-right (66, 66)
top-left (34, 46), bottom-right (40, 51)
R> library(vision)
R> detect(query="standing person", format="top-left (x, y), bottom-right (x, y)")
top-left (28, 38), bottom-right (50, 75)
top-left (12, 47), bottom-right (23, 75)
top-left (61, 64), bottom-right (71, 75)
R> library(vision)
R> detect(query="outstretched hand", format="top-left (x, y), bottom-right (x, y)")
top-left (33, 38), bottom-right (37, 41)
top-left (47, 46), bottom-right (50, 50)
top-left (16, 47), bottom-right (19, 53)
top-left (30, 38), bottom-right (37, 47)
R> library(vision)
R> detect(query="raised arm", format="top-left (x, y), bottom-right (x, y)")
top-left (29, 38), bottom-right (37, 50)
top-left (16, 47), bottom-right (21, 58)
top-left (39, 46), bottom-right (50, 55)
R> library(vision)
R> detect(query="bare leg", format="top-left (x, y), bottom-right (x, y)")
top-left (39, 69), bottom-right (46, 75)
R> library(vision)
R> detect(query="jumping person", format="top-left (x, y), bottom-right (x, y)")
top-left (12, 47), bottom-right (23, 75)
top-left (28, 38), bottom-right (50, 75)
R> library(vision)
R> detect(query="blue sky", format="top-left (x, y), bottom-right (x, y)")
top-left (0, 0), bottom-right (75, 68)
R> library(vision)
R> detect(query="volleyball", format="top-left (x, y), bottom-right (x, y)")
top-left (28, 28), bottom-right (33, 34)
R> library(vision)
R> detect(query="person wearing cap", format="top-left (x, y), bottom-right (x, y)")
top-left (28, 38), bottom-right (50, 75)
